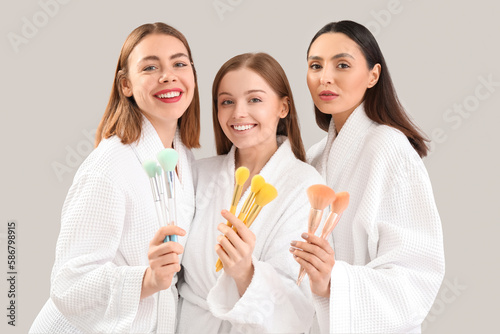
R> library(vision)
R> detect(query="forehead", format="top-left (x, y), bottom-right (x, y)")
top-left (129, 34), bottom-right (188, 61)
top-left (308, 32), bottom-right (363, 58)
top-left (219, 68), bottom-right (274, 93)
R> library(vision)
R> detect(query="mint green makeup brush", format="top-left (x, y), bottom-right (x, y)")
top-left (142, 159), bottom-right (170, 241)
top-left (157, 148), bottom-right (179, 242)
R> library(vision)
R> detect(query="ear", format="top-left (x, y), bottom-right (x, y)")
top-left (120, 72), bottom-right (133, 97)
top-left (367, 63), bottom-right (381, 88)
top-left (279, 97), bottom-right (290, 118)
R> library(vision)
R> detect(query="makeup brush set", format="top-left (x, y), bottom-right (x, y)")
top-left (296, 184), bottom-right (350, 286)
top-left (215, 167), bottom-right (278, 272)
top-left (142, 148), bottom-right (179, 243)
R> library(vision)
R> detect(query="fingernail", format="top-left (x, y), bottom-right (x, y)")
top-left (289, 247), bottom-right (295, 252)
top-left (301, 233), bottom-right (309, 239)
top-left (290, 241), bottom-right (297, 246)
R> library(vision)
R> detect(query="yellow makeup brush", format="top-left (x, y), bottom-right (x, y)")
top-left (319, 192), bottom-right (349, 239)
top-left (215, 182), bottom-right (278, 272)
top-left (243, 183), bottom-right (278, 228)
top-left (226, 167), bottom-right (250, 227)
top-left (296, 184), bottom-right (336, 286)
top-left (237, 175), bottom-right (266, 221)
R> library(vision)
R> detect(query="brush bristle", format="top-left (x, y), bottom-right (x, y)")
top-left (254, 183), bottom-right (278, 207)
top-left (250, 175), bottom-right (265, 193)
top-left (142, 160), bottom-right (158, 178)
top-left (307, 184), bottom-right (336, 210)
top-left (332, 191), bottom-right (350, 214)
top-left (235, 167), bottom-right (250, 186)
top-left (156, 165), bottom-right (163, 176)
top-left (157, 149), bottom-right (178, 172)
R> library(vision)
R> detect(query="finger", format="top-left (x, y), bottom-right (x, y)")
top-left (150, 252), bottom-right (179, 269)
top-left (216, 233), bottom-right (240, 260)
top-left (292, 252), bottom-right (321, 276)
top-left (150, 226), bottom-right (186, 246)
top-left (217, 223), bottom-right (246, 251)
top-left (221, 210), bottom-right (254, 243)
top-left (149, 242), bottom-right (184, 259)
top-left (290, 246), bottom-right (330, 272)
top-left (300, 233), bottom-right (334, 254)
top-left (215, 243), bottom-right (232, 267)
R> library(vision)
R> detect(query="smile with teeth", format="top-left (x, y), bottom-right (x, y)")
top-left (156, 91), bottom-right (181, 98)
top-left (232, 124), bottom-right (256, 131)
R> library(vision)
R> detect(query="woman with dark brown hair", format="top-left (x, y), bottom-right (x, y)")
top-left (177, 52), bottom-right (323, 333)
top-left (30, 22), bottom-right (200, 333)
top-left (290, 20), bottom-right (445, 333)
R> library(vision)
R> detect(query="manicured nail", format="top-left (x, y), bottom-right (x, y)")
top-left (289, 247), bottom-right (295, 253)
top-left (301, 233), bottom-right (309, 239)
top-left (290, 241), bottom-right (297, 246)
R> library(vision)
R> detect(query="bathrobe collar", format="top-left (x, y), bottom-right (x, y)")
top-left (317, 103), bottom-right (375, 187)
top-left (129, 115), bottom-right (187, 184)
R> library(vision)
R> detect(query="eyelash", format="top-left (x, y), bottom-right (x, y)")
top-left (220, 97), bottom-right (262, 105)
top-left (143, 62), bottom-right (188, 72)
top-left (221, 99), bottom-right (233, 105)
top-left (309, 62), bottom-right (350, 70)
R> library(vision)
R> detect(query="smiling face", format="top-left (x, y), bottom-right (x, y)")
top-left (216, 68), bottom-right (288, 153)
top-left (121, 33), bottom-right (195, 127)
top-left (307, 32), bottom-right (380, 130)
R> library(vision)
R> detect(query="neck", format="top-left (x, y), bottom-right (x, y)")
top-left (235, 139), bottom-right (278, 191)
top-left (332, 101), bottom-right (362, 134)
top-left (143, 113), bottom-right (177, 148)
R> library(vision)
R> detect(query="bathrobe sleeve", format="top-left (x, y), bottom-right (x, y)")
top-left (206, 187), bottom-right (318, 333)
top-left (317, 165), bottom-right (445, 333)
top-left (50, 172), bottom-right (148, 333)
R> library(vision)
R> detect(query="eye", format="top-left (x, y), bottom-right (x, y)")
top-left (249, 98), bottom-right (262, 103)
top-left (174, 62), bottom-right (188, 68)
top-left (337, 63), bottom-right (350, 69)
top-left (220, 99), bottom-right (234, 106)
top-left (143, 65), bottom-right (157, 71)
top-left (309, 63), bottom-right (322, 70)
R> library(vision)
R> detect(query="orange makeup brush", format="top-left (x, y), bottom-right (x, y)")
top-left (320, 192), bottom-right (349, 239)
top-left (296, 184), bottom-right (336, 286)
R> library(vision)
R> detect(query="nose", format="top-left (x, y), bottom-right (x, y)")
top-left (232, 102), bottom-right (247, 118)
top-left (159, 69), bottom-right (177, 83)
top-left (319, 64), bottom-right (333, 85)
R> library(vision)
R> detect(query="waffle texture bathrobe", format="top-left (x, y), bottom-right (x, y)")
top-left (29, 117), bottom-right (195, 333)
top-left (177, 137), bottom-right (323, 333)
top-left (307, 104), bottom-right (445, 333)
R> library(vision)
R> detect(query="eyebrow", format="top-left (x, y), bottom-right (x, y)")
top-left (218, 89), bottom-right (267, 97)
top-left (137, 53), bottom-right (189, 64)
top-left (308, 53), bottom-right (355, 61)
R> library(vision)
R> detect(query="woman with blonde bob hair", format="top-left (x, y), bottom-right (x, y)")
top-left (30, 22), bottom-right (200, 333)
top-left (177, 52), bottom-right (323, 333)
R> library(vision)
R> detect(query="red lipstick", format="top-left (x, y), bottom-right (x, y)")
top-left (154, 88), bottom-right (183, 103)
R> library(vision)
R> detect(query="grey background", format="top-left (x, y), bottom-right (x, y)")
top-left (1, 0), bottom-right (499, 333)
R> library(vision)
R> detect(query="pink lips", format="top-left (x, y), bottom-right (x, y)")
top-left (319, 90), bottom-right (339, 101)
top-left (154, 88), bottom-right (183, 103)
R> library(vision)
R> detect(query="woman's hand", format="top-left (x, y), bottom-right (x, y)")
top-left (215, 210), bottom-right (256, 296)
top-left (290, 233), bottom-right (335, 298)
top-left (141, 225), bottom-right (186, 299)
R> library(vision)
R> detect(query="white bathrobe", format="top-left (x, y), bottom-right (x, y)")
top-left (177, 137), bottom-right (324, 333)
top-left (29, 117), bottom-right (195, 333)
top-left (307, 104), bottom-right (445, 333)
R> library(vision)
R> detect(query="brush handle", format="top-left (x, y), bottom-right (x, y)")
top-left (320, 212), bottom-right (339, 239)
top-left (296, 268), bottom-right (306, 286)
top-left (296, 208), bottom-right (324, 284)
top-left (164, 171), bottom-right (178, 243)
